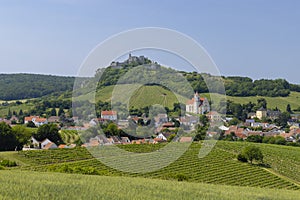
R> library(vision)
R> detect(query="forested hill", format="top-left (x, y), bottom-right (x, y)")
top-left (0, 74), bottom-right (76, 100)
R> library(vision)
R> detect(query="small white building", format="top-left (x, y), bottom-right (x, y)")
top-left (101, 110), bottom-right (117, 121)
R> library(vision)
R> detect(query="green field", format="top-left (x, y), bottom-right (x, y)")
top-left (203, 91), bottom-right (300, 111)
top-left (2, 141), bottom-right (300, 191)
top-left (0, 102), bottom-right (34, 117)
top-left (59, 130), bottom-right (81, 145)
top-left (0, 170), bottom-right (299, 200)
top-left (77, 85), bottom-right (187, 109)
top-left (76, 84), bottom-right (300, 111)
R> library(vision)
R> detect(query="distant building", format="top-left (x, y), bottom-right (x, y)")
top-left (101, 110), bottom-right (117, 121)
top-left (256, 107), bottom-right (267, 120)
top-left (206, 111), bottom-right (222, 122)
top-left (186, 92), bottom-right (210, 114)
top-left (24, 116), bottom-right (47, 127)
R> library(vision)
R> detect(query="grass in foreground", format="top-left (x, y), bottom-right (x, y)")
top-left (0, 170), bottom-right (299, 200)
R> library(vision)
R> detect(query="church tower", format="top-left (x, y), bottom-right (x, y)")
top-left (193, 92), bottom-right (200, 114)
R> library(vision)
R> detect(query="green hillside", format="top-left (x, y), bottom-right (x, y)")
top-left (77, 84), bottom-right (188, 109)
top-left (2, 141), bottom-right (300, 190)
top-left (77, 84), bottom-right (300, 111)
top-left (203, 91), bottom-right (300, 111)
top-left (0, 170), bottom-right (299, 200)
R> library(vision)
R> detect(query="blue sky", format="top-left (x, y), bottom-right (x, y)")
top-left (0, 0), bottom-right (300, 83)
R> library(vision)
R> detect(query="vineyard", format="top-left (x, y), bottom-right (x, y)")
top-left (7, 141), bottom-right (299, 190)
top-left (59, 130), bottom-right (81, 145)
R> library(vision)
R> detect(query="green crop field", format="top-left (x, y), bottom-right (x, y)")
top-left (1, 170), bottom-right (299, 200)
top-left (2, 141), bottom-right (300, 191)
top-left (59, 130), bottom-right (81, 145)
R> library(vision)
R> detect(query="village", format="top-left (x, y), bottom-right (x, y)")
top-left (1, 91), bottom-right (298, 151)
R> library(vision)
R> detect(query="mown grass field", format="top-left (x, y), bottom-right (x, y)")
top-left (0, 170), bottom-right (300, 200)
top-left (2, 141), bottom-right (300, 191)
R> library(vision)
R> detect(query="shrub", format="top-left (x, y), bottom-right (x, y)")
top-left (237, 153), bottom-right (248, 162)
top-left (0, 159), bottom-right (17, 167)
top-left (176, 174), bottom-right (188, 181)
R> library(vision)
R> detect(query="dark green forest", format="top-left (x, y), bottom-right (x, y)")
top-left (0, 74), bottom-right (76, 100)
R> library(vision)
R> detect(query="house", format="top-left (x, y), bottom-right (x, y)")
top-left (24, 137), bottom-right (57, 150)
top-left (101, 110), bottom-right (117, 121)
top-left (179, 137), bottom-right (193, 142)
top-left (121, 137), bottom-right (131, 144)
top-left (179, 115), bottom-right (198, 128)
top-left (10, 115), bottom-right (19, 123)
top-left (247, 112), bottom-right (256, 119)
top-left (117, 120), bottom-right (129, 129)
top-left (24, 116), bottom-right (47, 127)
top-left (48, 116), bottom-right (60, 123)
top-left (154, 113), bottom-right (168, 127)
top-left (206, 111), bottom-right (221, 122)
top-left (225, 126), bottom-right (246, 137)
top-left (186, 92), bottom-right (210, 114)
top-left (43, 142), bottom-right (58, 150)
top-left (256, 107), bottom-right (267, 120)
top-left (0, 118), bottom-right (11, 125)
top-left (41, 138), bottom-right (56, 149)
top-left (156, 133), bottom-right (167, 141)
top-left (267, 110), bottom-right (281, 120)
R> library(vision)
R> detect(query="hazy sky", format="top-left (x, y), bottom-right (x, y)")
top-left (1, 0), bottom-right (300, 83)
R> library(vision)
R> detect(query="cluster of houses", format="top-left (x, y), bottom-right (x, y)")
top-left (22, 136), bottom-right (77, 150)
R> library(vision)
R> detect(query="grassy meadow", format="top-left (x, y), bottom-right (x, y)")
top-left (0, 170), bottom-right (299, 200)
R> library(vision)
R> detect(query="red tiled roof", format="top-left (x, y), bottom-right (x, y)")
top-left (35, 118), bottom-right (47, 123)
top-left (179, 137), bottom-right (193, 142)
top-left (101, 110), bottom-right (117, 115)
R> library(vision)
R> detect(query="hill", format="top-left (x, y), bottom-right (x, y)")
top-left (2, 141), bottom-right (300, 190)
top-left (0, 170), bottom-right (299, 200)
top-left (76, 84), bottom-right (300, 111)
top-left (0, 74), bottom-right (76, 100)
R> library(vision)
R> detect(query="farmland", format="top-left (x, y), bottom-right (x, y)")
top-left (1, 170), bottom-right (300, 200)
top-left (2, 141), bottom-right (300, 191)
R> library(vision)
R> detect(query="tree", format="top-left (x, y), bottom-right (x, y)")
top-left (26, 121), bottom-right (36, 128)
top-left (0, 122), bottom-right (18, 151)
top-left (19, 109), bottom-right (23, 116)
top-left (105, 123), bottom-right (119, 136)
top-left (6, 108), bottom-right (12, 120)
top-left (242, 145), bottom-right (263, 164)
top-left (275, 112), bottom-right (290, 127)
top-left (286, 104), bottom-right (292, 113)
top-left (58, 107), bottom-right (65, 116)
top-left (12, 125), bottom-right (31, 150)
top-left (257, 98), bottom-right (267, 109)
top-left (246, 135), bottom-right (263, 143)
top-left (50, 108), bottom-right (57, 116)
top-left (199, 115), bottom-right (209, 127)
top-left (33, 124), bottom-right (62, 145)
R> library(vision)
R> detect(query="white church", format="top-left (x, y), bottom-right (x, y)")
top-left (186, 92), bottom-right (210, 114)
